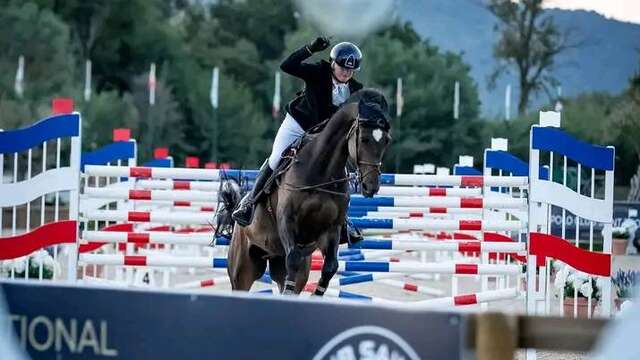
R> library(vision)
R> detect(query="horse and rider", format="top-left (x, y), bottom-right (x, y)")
top-left (217, 37), bottom-right (392, 295)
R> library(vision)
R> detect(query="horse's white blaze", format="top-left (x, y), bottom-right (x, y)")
top-left (372, 128), bottom-right (383, 142)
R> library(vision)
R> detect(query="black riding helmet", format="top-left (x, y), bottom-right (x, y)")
top-left (330, 42), bottom-right (362, 71)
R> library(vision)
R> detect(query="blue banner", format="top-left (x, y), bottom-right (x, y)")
top-left (1, 281), bottom-right (465, 360)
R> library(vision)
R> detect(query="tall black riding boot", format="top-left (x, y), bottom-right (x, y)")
top-left (232, 160), bottom-right (273, 227)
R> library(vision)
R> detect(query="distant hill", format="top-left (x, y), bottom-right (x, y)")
top-left (397, 0), bottom-right (640, 117)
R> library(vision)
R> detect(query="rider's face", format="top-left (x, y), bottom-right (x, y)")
top-left (332, 62), bottom-right (354, 83)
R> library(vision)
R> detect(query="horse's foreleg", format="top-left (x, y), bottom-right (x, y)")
top-left (314, 227), bottom-right (341, 296)
top-left (282, 245), bottom-right (305, 295)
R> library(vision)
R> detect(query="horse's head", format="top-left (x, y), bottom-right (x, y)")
top-left (346, 89), bottom-right (392, 198)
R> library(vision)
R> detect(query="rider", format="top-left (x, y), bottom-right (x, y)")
top-left (232, 37), bottom-right (364, 242)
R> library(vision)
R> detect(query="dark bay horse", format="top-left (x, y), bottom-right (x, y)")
top-left (218, 89), bottom-right (392, 295)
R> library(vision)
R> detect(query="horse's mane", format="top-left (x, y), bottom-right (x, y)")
top-left (343, 88), bottom-right (391, 130)
top-left (343, 88), bottom-right (389, 112)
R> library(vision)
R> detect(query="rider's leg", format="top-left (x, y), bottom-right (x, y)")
top-left (267, 113), bottom-right (305, 170)
top-left (232, 114), bottom-right (305, 226)
top-left (231, 159), bottom-right (272, 226)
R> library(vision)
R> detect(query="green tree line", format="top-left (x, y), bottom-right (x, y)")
top-left (0, 0), bottom-right (637, 186)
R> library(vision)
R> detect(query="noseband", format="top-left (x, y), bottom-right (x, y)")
top-left (347, 116), bottom-right (384, 184)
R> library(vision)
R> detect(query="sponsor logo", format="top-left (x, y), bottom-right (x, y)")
top-left (313, 326), bottom-right (420, 360)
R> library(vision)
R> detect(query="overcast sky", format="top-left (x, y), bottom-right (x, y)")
top-left (544, 0), bottom-right (640, 24)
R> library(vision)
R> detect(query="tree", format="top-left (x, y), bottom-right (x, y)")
top-left (0, 2), bottom-right (76, 128)
top-left (277, 22), bottom-right (484, 172)
top-left (131, 69), bottom-right (187, 163)
top-left (487, 0), bottom-right (576, 114)
top-left (610, 63), bottom-right (640, 188)
top-left (358, 24), bottom-right (483, 171)
top-left (82, 91), bottom-right (140, 151)
top-left (36, 0), bottom-right (185, 93)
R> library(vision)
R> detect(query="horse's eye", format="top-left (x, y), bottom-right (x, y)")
top-left (361, 137), bottom-right (370, 144)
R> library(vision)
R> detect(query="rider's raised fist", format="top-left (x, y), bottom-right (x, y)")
top-left (307, 37), bottom-right (330, 53)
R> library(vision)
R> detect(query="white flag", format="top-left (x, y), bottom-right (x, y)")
top-left (395, 77), bottom-right (403, 118)
top-left (84, 60), bottom-right (92, 102)
top-left (505, 84), bottom-right (511, 121)
top-left (210, 67), bottom-right (219, 110)
top-left (453, 81), bottom-right (460, 120)
top-left (272, 71), bottom-right (281, 118)
top-left (14, 55), bottom-right (24, 98)
top-left (148, 63), bottom-right (156, 106)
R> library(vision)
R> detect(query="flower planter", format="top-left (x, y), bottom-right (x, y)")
top-left (615, 297), bottom-right (631, 311)
top-left (563, 297), bottom-right (597, 318)
top-left (612, 237), bottom-right (628, 255)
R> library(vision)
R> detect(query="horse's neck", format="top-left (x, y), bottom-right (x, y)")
top-left (299, 108), bottom-right (353, 180)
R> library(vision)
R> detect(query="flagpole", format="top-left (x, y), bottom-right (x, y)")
top-left (84, 60), bottom-right (92, 102)
top-left (272, 71), bottom-right (281, 119)
top-left (148, 63), bottom-right (157, 152)
top-left (211, 67), bottom-right (220, 163)
top-left (505, 84), bottom-right (511, 121)
top-left (394, 77), bottom-right (403, 173)
top-left (453, 81), bottom-right (460, 120)
top-left (14, 55), bottom-right (24, 98)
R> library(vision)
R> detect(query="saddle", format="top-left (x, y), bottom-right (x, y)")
top-left (261, 119), bottom-right (329, 195)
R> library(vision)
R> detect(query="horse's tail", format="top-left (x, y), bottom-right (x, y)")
top-left (214, 179), bottom-right (242, 238)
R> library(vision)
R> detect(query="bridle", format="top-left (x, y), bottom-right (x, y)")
top-left (347, 115), bottom-right (386, 185)
top-left (282, 115), bottom-right (388, 197)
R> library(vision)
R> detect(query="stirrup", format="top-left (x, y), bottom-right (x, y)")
top-left (232, 195), bottom-right (255, 227)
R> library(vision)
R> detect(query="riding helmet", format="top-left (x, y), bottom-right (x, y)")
top-left (330, 42), bottom-right (362, 70)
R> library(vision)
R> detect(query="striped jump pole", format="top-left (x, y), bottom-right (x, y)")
top-left (134, 202), bottom-right (217, 212)
top-left (349, 206), bottom-right (482, 215)
top-left (376, 186), bottom-right (481, 197)
top-left (135, 179), bottom-right (222, 191)
top-left (76, 255), bottom-right (522, 276)
top-left (380, 174), bottom-right (528, 187)
top-left (397, 288), bottom-right (520, 309)
top-left (315, 273), bottom-right (444, 296)
top-left (319, 287), bottom-right (519, 309)
top-left (312, 260), bottom-right (522, 276)
top-left (83, 210), bottom-right (214, 225)
top-left (84, 188), bottom-right (217, 202)
top-left (85, 165), bottom-right (257, 181)
top-left (306, 273), bottom-right (402, 289)
top-left (349, 196), bottom-right (526, 209)
top-left (349, 239), bottom-right (526, 253)
top-left (78, 254), bottom-right (228, 268)
top-left (174, 276), bottom-right (231, 289)
top-left (350, 218), bottom-right (523, 231)
top-left (85, 166), bottom-right (528, 187)
top-left (377, 279), bottom-right (444, 296)
top-left (354, 211), bottom-right (482, 219)
top-left (81, 231), bottom-right (227, 247)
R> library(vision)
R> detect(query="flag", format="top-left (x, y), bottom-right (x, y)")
top-left (505, 84), bottom-right (511, 121)
top-left (14, 55), bottom-right (24, 98)
top-left (395, 77), bottom-right (403, 118)
top-left (554, 85), bottom-right (563, 112)
top-left (148, 63), bottom-right (156, 106)
top-left (84, 60), bottom-right (92, 102)
top-left (453, 81), bottom-right (460, 120)
top-left (210, 67), bottom-right (219, 109)
top-left (272, 71), bottom-right (281, 118)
